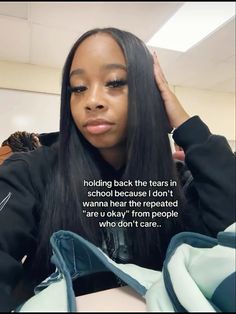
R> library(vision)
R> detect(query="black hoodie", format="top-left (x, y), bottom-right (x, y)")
top-left (0, 116), bottom-right (235, 311)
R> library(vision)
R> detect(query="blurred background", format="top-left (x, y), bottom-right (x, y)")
top-left (0, 2), bottom-right (235, 150)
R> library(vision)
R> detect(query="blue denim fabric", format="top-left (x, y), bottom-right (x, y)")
top-left (34, 230), bottom-right (147, 311)
top-left (17, 225), bottom-right (236, 312)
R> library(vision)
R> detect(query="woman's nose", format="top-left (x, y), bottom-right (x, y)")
top-left (85, 103), bottom-right (105, 111)
top-left (85, 85), bottom-right (107, 112)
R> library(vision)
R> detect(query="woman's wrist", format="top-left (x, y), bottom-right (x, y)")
top-left (173, 111), bottom-right (191, 129)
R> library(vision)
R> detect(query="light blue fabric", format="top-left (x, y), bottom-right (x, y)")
top-left (16, 223), bottom-right (236, 312)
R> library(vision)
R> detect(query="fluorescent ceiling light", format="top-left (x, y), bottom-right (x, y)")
top-left (147, 2), bottom-right (235, 52)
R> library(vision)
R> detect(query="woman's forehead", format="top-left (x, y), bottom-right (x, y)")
top-left (71, 33), bottom-right (126, 69)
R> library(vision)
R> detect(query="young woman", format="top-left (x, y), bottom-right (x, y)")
top-left (0, 28), bottom-right (235, 311)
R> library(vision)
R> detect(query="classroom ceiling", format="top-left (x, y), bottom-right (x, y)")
top-left (0, 2), bottom-right (235, 93)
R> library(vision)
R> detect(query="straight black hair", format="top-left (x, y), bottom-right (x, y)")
top-left (36, 28), bottom-right (184, 279)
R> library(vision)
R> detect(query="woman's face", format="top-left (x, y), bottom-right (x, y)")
top-left (70, 33), bottom-right (128, 152)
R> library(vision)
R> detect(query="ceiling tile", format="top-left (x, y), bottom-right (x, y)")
top-left (187, 18), bottom-right (235, 63)
top-left (0, 16), bottom-right (30, 62)
top-left (0, 2), bottom-right (234, 93)
top-left (30, 2), bottom-right (183, 41)
top-left (0, 2), bottom-right (28, 19)
top-left (30, 24), bottom-right (79, 68)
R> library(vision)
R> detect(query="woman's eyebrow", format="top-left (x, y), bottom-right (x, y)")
top-left (70, 63), bottom-right (127, 78)
top-left (70, 68), bottom-right (84, 78)
top-left (102, 63), bottom-right (127, 72)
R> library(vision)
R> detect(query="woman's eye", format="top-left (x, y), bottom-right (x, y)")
top-left (69, 86), bottom-right (87, 94)
top-left (106, 79), bottom-right (127, 88)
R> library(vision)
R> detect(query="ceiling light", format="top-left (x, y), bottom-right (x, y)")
top-left (147, 2), bottom-right (235, 52)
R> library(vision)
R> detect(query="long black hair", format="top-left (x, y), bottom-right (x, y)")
top-left (36, 28), bottom-right (184, 277)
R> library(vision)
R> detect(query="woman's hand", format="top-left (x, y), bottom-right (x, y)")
top-left (153, 51), bottom-right (190, 129)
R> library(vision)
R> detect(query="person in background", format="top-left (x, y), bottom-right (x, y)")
top-left (2, 131), bottom-right (41, 152)
top-left (0, 131), bottom-right (41, 165)
top-left (0, 145), bottom-right (12, 165)
top-left (0, 131), bottom-right (59, 165)
top-left (38, 131), bottom-right (59, 147)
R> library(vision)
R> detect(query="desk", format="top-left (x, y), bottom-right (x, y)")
top-left (76, 286), bottom-right (147, 312)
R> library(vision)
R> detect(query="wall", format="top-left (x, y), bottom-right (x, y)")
top-left (0, 61), bottom-right (61, 143)
top-left (174, 86), bottom-right (235, 146)
top-left (0, 88), bottom-right (60, 143)
top-left (0, 61), bottom-right (61, 94)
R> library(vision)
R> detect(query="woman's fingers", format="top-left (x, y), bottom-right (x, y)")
top-left (152, 50), bottom-right (190, 129)
top-left (153, 51), bottom-right (169, 92)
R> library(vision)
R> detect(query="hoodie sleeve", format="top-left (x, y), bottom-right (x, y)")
top-left (0, 152), bottom-right (42, 312)
top-left (173, 116), bottom-right (236, 236)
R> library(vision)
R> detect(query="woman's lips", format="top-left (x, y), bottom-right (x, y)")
top-left (84, 119), bottom-right (114, 135)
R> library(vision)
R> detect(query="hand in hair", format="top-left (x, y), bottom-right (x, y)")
top-left (153, 51), bottom-right (190, 129)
